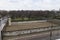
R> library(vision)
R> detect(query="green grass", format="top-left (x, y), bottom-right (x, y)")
top-left (11, 18), bottom-right (31, 22)
top-left (11, 18), bottom-right (44, 22)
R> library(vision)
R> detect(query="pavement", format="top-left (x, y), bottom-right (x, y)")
top-left (0, 32), bottom-right (1, 40)
top-left (11, 35), bottom-right (60, 40)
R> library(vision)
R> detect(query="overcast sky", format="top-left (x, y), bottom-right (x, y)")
top-left (0, 0), bottom-right (60, 10)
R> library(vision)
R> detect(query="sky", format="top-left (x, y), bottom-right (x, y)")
top-left (0, 0), bottom-right (60, 10)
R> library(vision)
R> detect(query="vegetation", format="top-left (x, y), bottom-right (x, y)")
top-left (0, 10), bottom-right (60, 21)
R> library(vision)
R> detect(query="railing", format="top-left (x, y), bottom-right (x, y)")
top-left (0, 16), bottom-right (8, 31)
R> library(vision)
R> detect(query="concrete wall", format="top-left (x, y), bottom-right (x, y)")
top-left (3, 32), bottom-right (50, 40)
top-left (3, 27), bottom-right (50, 36)
top-left (12, 20), bottom-right (47, 24)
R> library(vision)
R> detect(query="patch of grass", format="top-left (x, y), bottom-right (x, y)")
top-left (11, 18), bottom-right (29, 22)
top-left (11, 18), bottom-right (44, 22)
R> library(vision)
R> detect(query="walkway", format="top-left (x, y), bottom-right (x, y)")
top-left (0, 16), bottom-right (8, 40)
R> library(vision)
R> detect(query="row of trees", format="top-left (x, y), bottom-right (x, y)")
top-left (0, 10), bottom-right (60, 20)
top-left (0, 10), bottom-right (8, 17)
top-left (9, 10), bottom-right (58, 20)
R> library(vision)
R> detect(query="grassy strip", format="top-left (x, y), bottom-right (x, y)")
top-left (11, 18), bottom-right (44, 22)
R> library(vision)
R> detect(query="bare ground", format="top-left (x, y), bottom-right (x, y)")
top-left (3, 22), bottom-right (58, 31)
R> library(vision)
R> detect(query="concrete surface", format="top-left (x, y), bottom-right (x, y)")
top-left (0, 31), bottom-right (1, 40)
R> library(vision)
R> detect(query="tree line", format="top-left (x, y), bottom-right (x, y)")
top-left (0, 10), bottom-right (60, 20)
